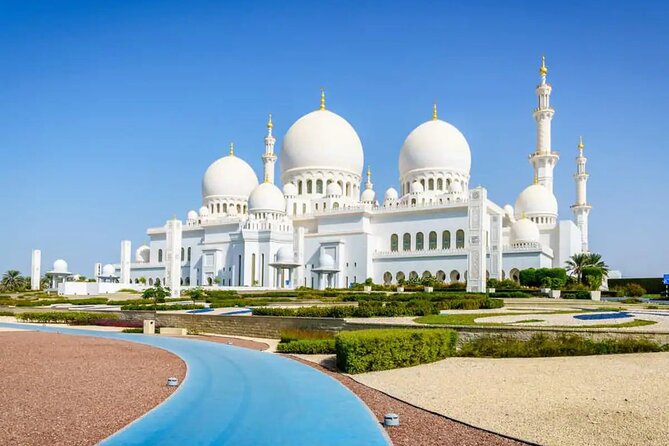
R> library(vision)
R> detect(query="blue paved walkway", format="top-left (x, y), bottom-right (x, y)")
top-left (0, 322), bottom-right (389, 446)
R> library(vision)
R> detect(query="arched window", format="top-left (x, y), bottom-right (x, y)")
top-left (180, 278), bottom-right (183, 285)
top-left (223, 203), bottom-right (228, 213)
top-left (449, 270), bottom-right (460, 282)
top-left (383, 272), bottom-right (392, 286)
top-left (302, 203), bottom-right (307, 214)
top-left (207, 277), bottom-right (213, 286)
top-left (346, 182), bottom-right (351, 196)
top-left (316, 179), bottom-right (323, 194)
top-left (442, 230), bottom-right (451, 249)
top-left (390, 234), bottom-right (398, 252)
top-left (402, 233), bottom-right (411, 251)
top-left (185, 277), bottom-right (190, 285)
top-left (298, 181), bottom-right (303, 194)
top-left (180, 247), bottom-right (184, 262)
top-left (236, 204), bottom-right (241, 213)
top-left (456, 229), bottom-right (465, 249)
top-left (436, 270), bottom-right (446, 282)
top-left (437, 178), bottom-right (443, 190)
top-left (187, 247), bottom-right (191, 262)
top-left (148, 278), bottom-right (154, 285)
top-left (134, 278), bottom-right (139, 284)
top-left (333, 202), bottom-right (339, 209)
top-left (155, 278), bottom-right (161, 286)
top-left (428, 231), bottom-right (437, 250)
top-left (510, 268), bottom-right (520, 283)
top-left (411, 198), bottom-right (416, 205)
top-left (428, 178), bottom-right (434, 190)
top-left (416, 232), bottom-right (424, 250)
top-left (422, 271), bottom-right (432, 279)
top-left (409, 271), bottom-right (418, 281)
top-left (396, 271), bottom-right (405, 283)
top-left (307, 180), bottom-right (313, 193)
top-left (158, 249), bottom-right (163, 263)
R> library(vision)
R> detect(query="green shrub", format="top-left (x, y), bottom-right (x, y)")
top-left (118, 288), bottom-right (140, 294)
top-left (335, 328), bottom-right (457, 374)
top-left (519, 268), bottom-right (568, 288)
top-left (608, 278), bottom-right (663, 294)
top-left (120, 303), bottom-right (205, 311)
top-left (277, 339), bottom-right (336, 354)
top-left (16, 311), bottom-right (118, 325)
top-left (122, 327), bottom-right (161, 333)
top-left (0, 310), bottom-right (14, 316)
top-left (280, 328), bottom-right (335, 343)
top-left (621, 298), bottom-right (642, 304)
top-left (562, 291), bottom-right (591, 299)
top-left (458, 333), bottom-right (668, 358)
top-left (625, 283), bottom-right (646, 297)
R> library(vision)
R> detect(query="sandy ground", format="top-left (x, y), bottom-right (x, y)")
top-left (353, 352), bottom-right (669, 446)
top-left (476, 310), bottom-right (669, 329)
top-left (0, 331), bottom-right (186, 446)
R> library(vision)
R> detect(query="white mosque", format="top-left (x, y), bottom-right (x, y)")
top-left (97, 57), bottom-right (591, 295)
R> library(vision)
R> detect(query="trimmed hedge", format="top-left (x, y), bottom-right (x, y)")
top-left (253, 301), bottom-right (438, 318)
top-left (335, 328), bottom-right (458, 374)
top-left (280, 328), bottom-right (334, 343)
top-left (458, 333), bottom-right (669, 358)
top-left (277, 339), bottom-right (336, 354)
top-left (120, 303), bottom-right (205, 311)
top-left (15, 311), bottom-right (119, 325)
top-left (609, 278), bottom-right (664, 294)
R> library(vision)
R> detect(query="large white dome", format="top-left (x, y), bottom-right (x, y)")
top-left (510, 218), bottom-right (540, 244)
top-left (202, 154), bottom-right (258, 201)
top-left (53, 259), bottom-right (68, 273)
top-left (514, 184), bottom-right (558, 218)
top-left (102, 264), bottom-right (116, 277)
top-left (280, 109), bottom-right (364, 177)
top-left (248, 182), bottom-right (286, 213)
top-left (399, 119), bottom-right (471, 178)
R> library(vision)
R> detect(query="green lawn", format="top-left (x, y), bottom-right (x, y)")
top-left (414, 311), bottom-right (578, 326)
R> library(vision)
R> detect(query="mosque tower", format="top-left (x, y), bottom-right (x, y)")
top-left (262, 113), bottom-right (277, 184)
top-left (529, 56), bottom-right (559, 193)
top-left (571, 136), bottom-right (592, 252)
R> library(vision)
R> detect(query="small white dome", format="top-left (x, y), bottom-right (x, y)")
top-left (361, 188), bottom-right (376, 202)
top-left (384, 187), bottom-right (399, 201)
top-left (135, 245), bottom-right (150, 263)
top-left (102, 264), bottom-right (116, 276)
top-left (282, 183), bottom-right (298, 196)
top-left (202, 154), bottom-right (258, 202)
top-left (187, 210), bottom-right (198, 221)
top-left (318, 253), bottom-right (335, 269)
top-left (510, 218), bottom-right (541, 244)
top-left (199, 206), bottom-right (210, 217)
top-left (53, 259), bottom-right (68, 273)
top-left (503, 204), bottom-right (515, 218)
top-left (248, 182), bottom-right (286, 213)
top-left (280, 109), bottom-right (364, 177)
top-left (276, 246), bottom-right (295, 263)
top-left (515, 184), bottom-right (558, 219)
top-left (410, 181), bottom-right (424, 193)
top-left (326, 182), bottom-right (342, 196)
top-left (399, 119), bottom-right (471, 178)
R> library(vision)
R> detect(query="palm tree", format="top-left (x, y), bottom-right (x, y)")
top-left (2, 270), bottom-right (25, 291)
top-left (565, 253), bottom-right (609, 284)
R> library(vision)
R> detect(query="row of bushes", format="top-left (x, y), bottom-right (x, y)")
top-left (15, 311), bottom-right (119, 325)
top-left (120, 303), bottom-right (205, 311)
top-left (459, 333), bottom-right (669, 358)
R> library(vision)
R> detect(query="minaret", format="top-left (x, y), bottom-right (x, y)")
top-left (571, 136), bottom-right (592, 252)
top-left (529, 56), bottom-right (559, 193)
top-left (262, 113), bottom-right (277, 184)
top-left (365, 165), bottom-right (373, 190)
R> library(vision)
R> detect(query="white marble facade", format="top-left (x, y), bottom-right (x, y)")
top-left (114, 59), bottom-right (590, 292)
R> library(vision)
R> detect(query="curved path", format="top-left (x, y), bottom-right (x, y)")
top-left (0, 322), bottom-right (388, 446)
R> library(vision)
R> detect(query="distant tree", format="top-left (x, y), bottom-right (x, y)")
top-left (142, 285), bottom-right (169, 303)
top-left (138, 276), bottom-right (147, 285)
top-left (565, 253), bottom-right (609, 285)
top-left (2, 270), bottom-right (25, 292)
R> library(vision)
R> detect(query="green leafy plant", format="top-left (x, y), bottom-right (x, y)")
top-left (335, 328), bottom-right (457, 374)
top-left (16, 311), bottom-right (118, 325)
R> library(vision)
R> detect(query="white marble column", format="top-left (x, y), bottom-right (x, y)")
top-left (120, 240), bottom-right (131, 285)
top-left (466, 187), bottom-right (487, 293)
top-left (31, 249), bottom-right (41, 290)
top-left (165, 218), bottom-right (183, 297)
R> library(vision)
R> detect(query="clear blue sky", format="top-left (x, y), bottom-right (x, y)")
top-left (1, 0), bottom-right (667, 278)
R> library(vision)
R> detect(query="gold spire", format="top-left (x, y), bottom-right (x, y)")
top-left (432, 102), bottom-right (438, 120)
top-left (367, 165), bottom-right (371, 180)
top-left (533, 172), bottom-right (538, 185)
top-left (539, 55), bottom-right (548, 76)
top-left (229, 142), bottom-right (234, 156)
top-left (578, 135), bottom-right (584, 150)
top-left (264, 172), bottom-right (270, 183)
top-left (267, 113), bottom-right (273, 129)
top-left (320, 87), bottom-right (325, 110)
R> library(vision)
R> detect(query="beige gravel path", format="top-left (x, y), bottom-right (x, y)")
top-left (353, 352), bottom-right (669, 446)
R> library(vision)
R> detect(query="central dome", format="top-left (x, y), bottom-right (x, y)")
top-left (202, 154), bottom-right (258, 202)
top-left (280, 109), bottom-right (364, 178)
top-left (399, 119), bottom-right (471, 178)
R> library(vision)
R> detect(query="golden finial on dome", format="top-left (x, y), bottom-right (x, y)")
top-left (539, 55), bottom-right (548, 76)
top-left (533, 172), bottom-right (538, 185)
top-left (267, 113), bottom-right (273, 129)
top-left (367, 165), bottom-right (371, 180)
top-left (229, 142), bottom-right (234, 156)
top-left (320, 87), bottom-right (326, 110)
top-left (578, 135), bottom-right (584, 150)
top-left (432, 102), bottom-right (438, 120)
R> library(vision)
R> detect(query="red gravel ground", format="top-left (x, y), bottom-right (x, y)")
top-left (288, 356), bottom-right (532, 446)
top-left (0, 331), bottom-right (186, 446)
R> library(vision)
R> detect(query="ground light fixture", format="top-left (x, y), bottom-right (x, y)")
top-left (383, 413), bottom-right (399, 427)
top-left (167, 377), bottom-right (179, 387)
